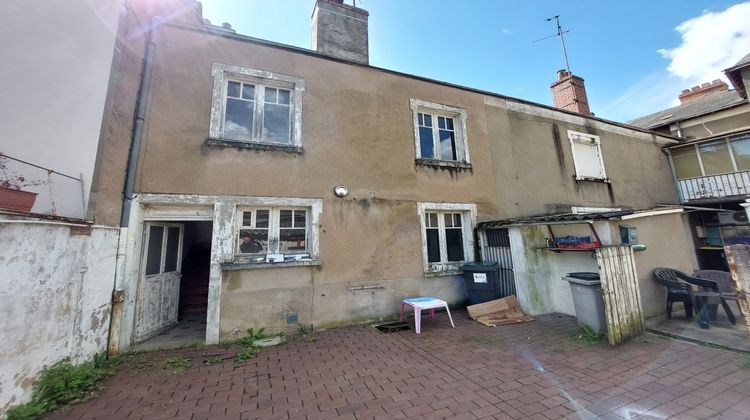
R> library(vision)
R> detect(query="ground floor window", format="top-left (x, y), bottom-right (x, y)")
top-left (418, 202), bottom-right (476, 274)
top-left (237, 207), bottom-right (309, 256)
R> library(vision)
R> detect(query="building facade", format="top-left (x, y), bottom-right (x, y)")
top-left (630, 53), bottom-right (750, 270)
top-left (91, 0), bottom-right (694, 353)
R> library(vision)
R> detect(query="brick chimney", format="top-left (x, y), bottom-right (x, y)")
top-left (550, 69), bottom-right (592, 116)
top-left (678, 79), bottom-right (729, 104)
top-left (312, 0), bottom-right (369, 64)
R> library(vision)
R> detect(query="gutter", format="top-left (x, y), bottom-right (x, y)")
top-left (108, 14), bottom-right (158, 356)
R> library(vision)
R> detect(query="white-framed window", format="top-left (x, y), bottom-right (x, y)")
top-left (410, 99), bottom-right (470, 164)
top-left (209, 63), bottom-right (305, 147)
top-left (417, 202), bottom-right (476, 274)
top-left (237, 208), bottom-right (309, 255)
top-left (233, 197), bottom-right (322, 264)
top-left (569, 130), bottom-right (607, 181)
top-left (144, 223), bottom-right (183, 275)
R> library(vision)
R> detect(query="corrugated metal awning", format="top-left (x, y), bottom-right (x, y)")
top-left (476, 206), bottom-right (683, 229)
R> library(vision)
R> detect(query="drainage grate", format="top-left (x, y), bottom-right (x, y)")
top-left (372, 321), bottom-right (411, 334)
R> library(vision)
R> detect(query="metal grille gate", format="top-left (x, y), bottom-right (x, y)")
top-left (479, 228), bottom-right (516, 297)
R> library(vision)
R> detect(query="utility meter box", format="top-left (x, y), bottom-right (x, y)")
top-left (619, 225), bottom-right (638, 245)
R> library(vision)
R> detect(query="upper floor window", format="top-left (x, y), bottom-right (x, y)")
top-left (410, 99), bottom-right (470, 166)
top-left (209, 63), bottom-right (304, 149)
top-left (569, 131), bottom-right (607, 181)
top-left (670, 132), bottom-right (750, 179)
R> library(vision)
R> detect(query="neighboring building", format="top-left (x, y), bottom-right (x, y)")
top-left (92, 0), bottom-right (693, 354)
top-left (0, 0), bottom-right (125, 219)
top-left (629, 53), bottom-right (750, 270)
top-left (0, 0), bottom-right (125, 414)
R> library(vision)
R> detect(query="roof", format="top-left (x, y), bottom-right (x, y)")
top-left (476, 207), bottom-right (684, 229)
top-left (725, 53), bottom-right (750, 99)
top-left (725, 53), bottom-right (750, 73)
top-left (627, 90), bottom-right (746, 129)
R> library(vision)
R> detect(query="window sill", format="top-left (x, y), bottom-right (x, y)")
top-left (424, 270), bottom-right (462, 277)
top-left (206, 138), bottom-right (302, 154)
top-left (574, 176), bottom-right (611, 183)
top-left (221, 258), bottom-right (320, 271)
top-left (415, 158), bottom-right (472, 170)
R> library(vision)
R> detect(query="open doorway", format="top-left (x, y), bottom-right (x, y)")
top-left (134, 221), bottom-right (213, 351)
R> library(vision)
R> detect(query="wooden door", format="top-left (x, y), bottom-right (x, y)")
top-left (135, 223), bottom-right (184, 342)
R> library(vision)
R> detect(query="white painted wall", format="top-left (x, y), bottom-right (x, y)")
top-left (511, 224), bottom-right (605, 316)
top-left (0, 219), bottom-right (118, 415)
top-left (0, 0), bottom-right (124, 218)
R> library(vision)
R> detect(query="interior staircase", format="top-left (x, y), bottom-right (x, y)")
top-left (179, 247), bottom-right (210, 318)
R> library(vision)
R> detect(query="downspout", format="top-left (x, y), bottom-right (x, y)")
top-left (108, 15), bottom-right (158, 356)
top-left (663, 149), bottom-right (683, 204)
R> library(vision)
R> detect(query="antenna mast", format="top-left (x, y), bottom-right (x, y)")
top-left (545, 15), bottom-right (571, 73)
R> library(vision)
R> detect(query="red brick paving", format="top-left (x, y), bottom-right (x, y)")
top-left (47, 312), bottom-right (750, 419)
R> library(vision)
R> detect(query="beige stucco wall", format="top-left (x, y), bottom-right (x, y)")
top-left (125, 24), bottom-right (497, 337)
top-left (619, 213), bottom-right (697, 318)
top-left (484, 99), bottom-right (679, 219)
top-left (101, 18), bottom-right (685, 339)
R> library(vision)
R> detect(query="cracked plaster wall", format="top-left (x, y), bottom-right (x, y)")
top-left (0, 220), bottom-right (117, 415)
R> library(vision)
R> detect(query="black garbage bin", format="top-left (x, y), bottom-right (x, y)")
top-left (460, 262), bottom-right (503, 305)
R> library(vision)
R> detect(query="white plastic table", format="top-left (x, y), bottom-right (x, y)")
top-left (399, 297), bottom-right (455, 334)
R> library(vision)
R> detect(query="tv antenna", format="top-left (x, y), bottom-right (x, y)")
top-left (533, 15), bottom-right (572, 73)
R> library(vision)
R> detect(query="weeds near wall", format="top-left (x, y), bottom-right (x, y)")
top-left (6, 354), bottom-right (115, 420)
top-left (238, 328), bottom-right (266, 347)
top-left (235, 328), bottom-right (267, 362)
top-left (165, 355), bottom-right (193, 372)
top-left (203, 356), bottom-right (223, 366)
top-left (573, 325), bottom-right (606, 344)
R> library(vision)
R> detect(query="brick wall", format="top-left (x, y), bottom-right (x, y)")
top-left (550, 70), bottom-right (591, 116)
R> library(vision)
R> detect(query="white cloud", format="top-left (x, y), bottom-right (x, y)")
top-left (600, 2), bottom-right (750, 122)
top-left (501, 28), bottom-right (512, 36)
top-left (657, 2), bottom-right (750, 83)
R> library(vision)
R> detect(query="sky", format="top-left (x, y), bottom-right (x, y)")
top-left (200, 0), bottom-right (750, 122)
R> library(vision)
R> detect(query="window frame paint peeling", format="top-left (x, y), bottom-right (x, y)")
top-left (209, 63), bottom-right (305, 149)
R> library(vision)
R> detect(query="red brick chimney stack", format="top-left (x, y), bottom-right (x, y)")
top-left (678, 79), bottom-right (729, 104)
top-left (550, 69), bottom-right (592, 116)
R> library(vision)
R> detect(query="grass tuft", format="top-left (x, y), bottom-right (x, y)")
top-left (573, 325), bottom-right (606, 344)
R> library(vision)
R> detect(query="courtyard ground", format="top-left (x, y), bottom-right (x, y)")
top-left (48, 312), bottom-right (750, 419)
